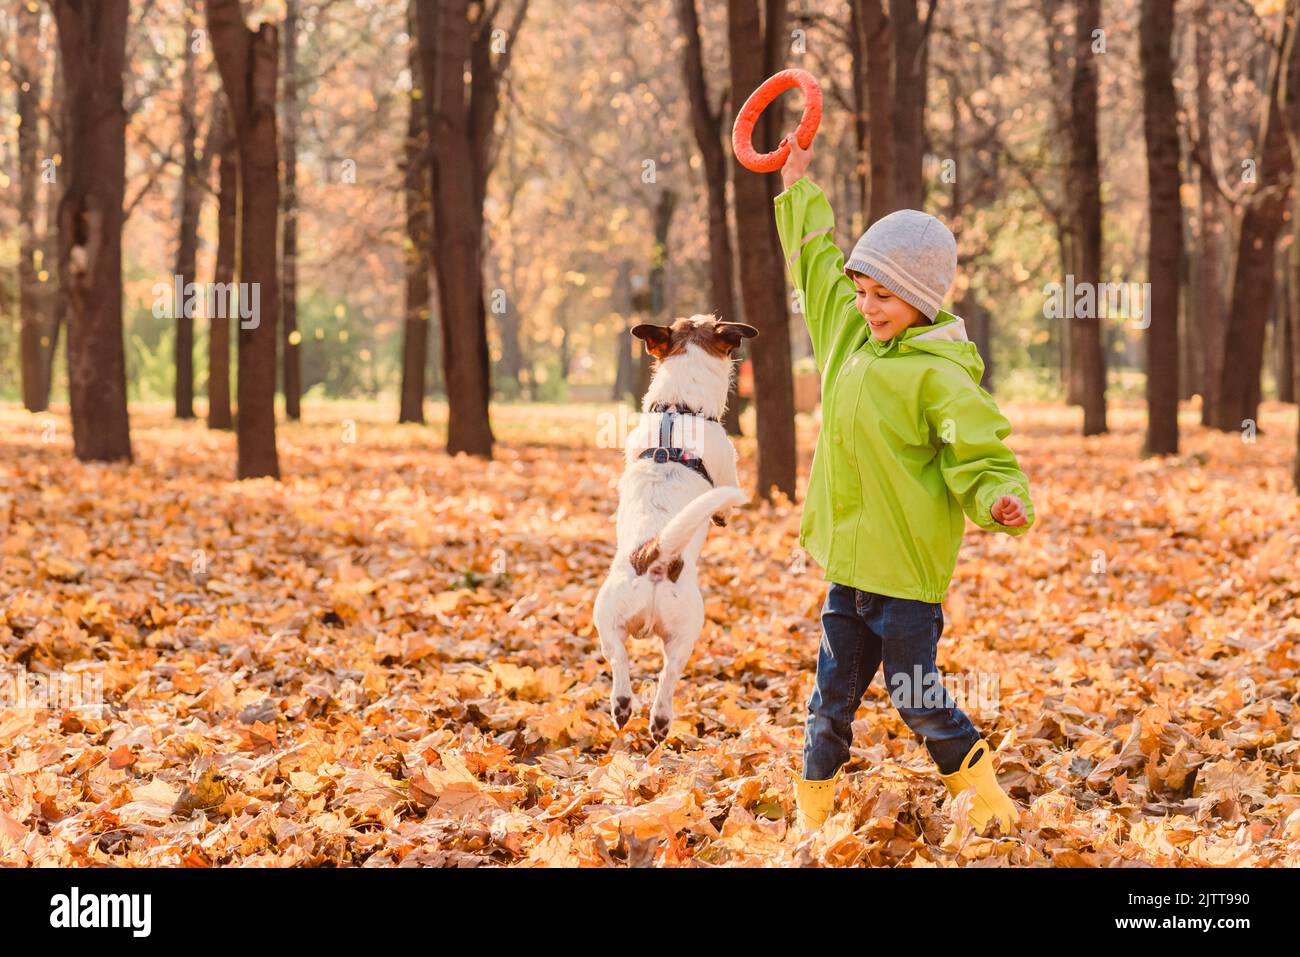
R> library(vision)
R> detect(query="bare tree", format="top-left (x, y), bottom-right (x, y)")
top-left (281, 0), bottom-right (302, 421)
top-left (414, 0), bottom-right (531, 457)
top-left (209, 104), bottom-right (236, 431)
top-left (1279, 260), bottom-right (1295, 402)
top-left (207, 0), bottom-right (281, 478)
top-left (850, 0), bottom-right (895, 224)
top-left (1191, 0), bottom-right (1224, 424)
top-left (676, 0), bottom-right (743, 435)
top-left (727, 0), bottom-right (797, 500)
top-left (38, 35), bottom-right (66, 411)
top-left (399, 0), bottom-right (432, 425)
top-left (1067, 0), bottom-right (1108, 435)
top-left (50, 0), bottom-right (133, 462)
top-left (890, 0), bottom-right (930, 211)
top-left (1211, 10), bottom-right (1295, 433)
top-left (17, 0), bottom-right (46, 412)
top-left (631, 189), bottom-right (680, 403)
top-left (1278, 0), bottom-right (1300, 489)
top-left (174, 1), bottom-right (201, 420)
top-left (1140, 0), bottom-right (1181, 455)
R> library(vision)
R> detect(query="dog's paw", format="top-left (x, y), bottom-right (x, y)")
top-left (612, 695), bottom-right (633, 728)
top-left (650, 714), bottom-right (672, 742)
top-left (711, 513), bottom-right (727, 527)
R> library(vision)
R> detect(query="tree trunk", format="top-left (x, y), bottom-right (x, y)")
top-left (677, 0), bottom-right (743, 435)
top-left (16, 0), bottom-right (46, 409)
top-left (399, 0), bottom-right (431, 424)
top-left (1213, 10), bottom-right (1296, 432)
top-left (1069, 0), bottom-right (1108, 435)
top-left (957, 295), bottom-right (995, 391)
top-left (39, 33), bottom-right (65, 410)
top-left (1177, 214), bottom-right (1200, 401)
top-left (849, 0), bottom-right (869, 218)
top-left (1140, 0), bottom-right (1181, 455)
top-left (51, 0), bottom-right (133, 462)
top-left (850, 0), bottom-right (894, 224)
top-left (1290, 196), bottom-right (1300, 490)
top-left (1280, 263), bottom-right (1296, 402)
top-left (1194, 0), bottom-right (1224, 424)
top-left (727, 0), bottom-right (797, 500)
top-left (631, 281), bottom-right (655, 401)
top-left (890, 0), bottom-right (927, 211)
top-left (18, 0), bottom-right (45, 412)
top-left (557, 302), bottom-right (572, 384)
top-left (1278, 0), bottom-right (1300, 489)
top-left (650, 190), bottom-right (677, 343)
top-left (1038, 0), bottom-right (1081, 405)
top-left (415, 0), bottom-right (507, 458)
top-left (1292, 199), bottom-right (1300, 489)
top-left (613, 260), bottom-right (637, 402)
top-left (280, 0), bottom-right (302, 421)
top-left (208, 0), bottom-right (281, 478)
top-left (944, 47), bottom-right (997, 393)
top-left (209, 105), bottom-right (236, 431)
top-left (494, 258), bottom-right (525, 394)
top-left (428, 267), bottom-right (445, 396)
top-left (174, 5), bottom-right (199, 420)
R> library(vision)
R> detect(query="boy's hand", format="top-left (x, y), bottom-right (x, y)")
top-left (780, 130), bottom-right (813, 190)
top-left (990, 495), bottom-right (1027, 527)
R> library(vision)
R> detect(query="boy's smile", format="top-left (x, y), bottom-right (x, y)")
top-left (850, 272), bottom-right (925, 341)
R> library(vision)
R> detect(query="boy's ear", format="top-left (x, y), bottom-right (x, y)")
top-left (632, 323), bottom-right (672, 359)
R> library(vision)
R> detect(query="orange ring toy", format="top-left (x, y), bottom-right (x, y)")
top-left (732, 69), bottom-right (822, 173)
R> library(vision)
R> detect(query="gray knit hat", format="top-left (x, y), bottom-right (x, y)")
top-left (843, 209), bottom-right (957, 321)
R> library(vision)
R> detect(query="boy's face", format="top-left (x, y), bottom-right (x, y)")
top-left (850, 273), bottom-right (924, 341)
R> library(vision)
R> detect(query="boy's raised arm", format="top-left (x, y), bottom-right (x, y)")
top-left (773, 176), bottom-right (859, 373)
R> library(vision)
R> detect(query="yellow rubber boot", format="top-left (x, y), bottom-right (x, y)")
top-left (794, 766), bottom-right (843, 832)
top-left (938, 738), bottom-right (1020, 835)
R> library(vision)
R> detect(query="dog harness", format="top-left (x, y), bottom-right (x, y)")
top-left (637, 403), bottom-right (718, 485)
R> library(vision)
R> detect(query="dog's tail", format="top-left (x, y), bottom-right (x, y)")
top-left (658, 485), bottom-right (748, 561)
top-left (629, 485), bottom-right (749, 582)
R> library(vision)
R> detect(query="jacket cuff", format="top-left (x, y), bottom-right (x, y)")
top-left (774, 175), bottom-right (813, 205)
top-left (978, 481), bottom-right (1035, 534)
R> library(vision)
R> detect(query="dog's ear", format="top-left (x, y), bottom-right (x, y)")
top-left (715, 322), bottom-right (760, 351)
top-left (632, 323), bottom-right (672, 359)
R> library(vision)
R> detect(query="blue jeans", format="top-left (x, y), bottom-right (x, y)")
top-left (802, 582), bottom-right (981, 779)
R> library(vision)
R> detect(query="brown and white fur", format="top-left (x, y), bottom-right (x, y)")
top-left (593, 313), bottom-right (757, 742)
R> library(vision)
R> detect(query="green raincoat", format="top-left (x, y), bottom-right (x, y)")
top-left (774, 175), bottom-right (1035, 603)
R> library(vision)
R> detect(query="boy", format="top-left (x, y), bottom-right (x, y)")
top-left (773, 132), bottom-right (1035, 835)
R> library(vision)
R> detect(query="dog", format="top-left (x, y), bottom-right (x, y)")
top-left (592, 313), bottom-right (757, 742)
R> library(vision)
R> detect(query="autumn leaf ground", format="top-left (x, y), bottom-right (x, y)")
top-left (1, 398), bottom-right (1298, 867)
